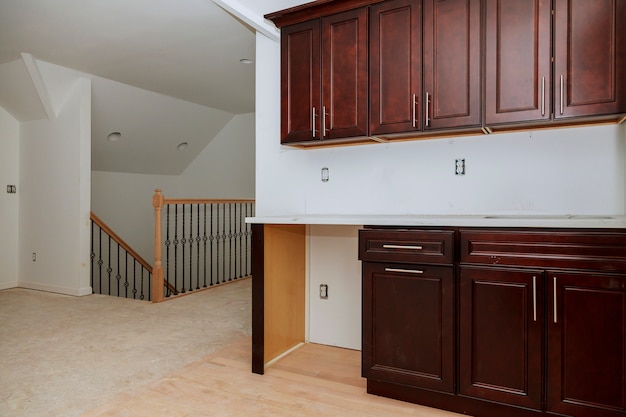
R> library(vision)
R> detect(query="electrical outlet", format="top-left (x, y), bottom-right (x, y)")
top-left (319, 284), bottom-right (328, 299)
top-left (455, 159), bottom-right (466, 175)
top-left (32, 253), bottom-right (36, 262)
top-left (7, 185), bottom-right (16, 193)
top-left (321, 167), bottom-right (329, 182)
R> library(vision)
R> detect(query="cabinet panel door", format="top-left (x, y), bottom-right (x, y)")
top-left (423, 0), bottom-right (481, 130)
top-left (321, 8), bottom-right (368, 140)
top-left (280, 20), bottom-right (321, 144)
top-left (369, 0), bottom-right (422, 136)
top-left (554, 0), bottom-right (626, 118)
top-left (362, 263), bottom-right (454, 393)
top-left (547, 272), bottom-right (626, 417)
top-left (485, 0), bottom-right (551, 125)
top-left (459, 266), bottom-right (543, 410)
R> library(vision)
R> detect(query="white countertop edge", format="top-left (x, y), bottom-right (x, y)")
top-left (246, 214), bottom-right (626, 228)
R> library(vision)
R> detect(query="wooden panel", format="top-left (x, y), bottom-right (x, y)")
top-left (280, 20), bottom-right (321, 144)
top-left (362, 263), bottom-right (454, 392)
top-left (484, 0), bottom-right (551, 125)
top-left (369, 0), bottom-right (422, 135)
top-left (321, 7), bottom-right (369, 139)
top-left (263, 225), bottom-right (306, 366)
top-left (359, 229), bottom-right (454, 264)
top-left (554, 0), bottom-right (626, 118)
top-left (547, 271), bottom-right (626, 417)
top-left (460, 229), bottom-right (626, 272)
top-left (423, 0), bottom-right (481, 129)
top-left (459, 266), bottom-right (543, 409)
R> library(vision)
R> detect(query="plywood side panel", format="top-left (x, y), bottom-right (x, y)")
top-left (264, 224), bottom-right (306, 364)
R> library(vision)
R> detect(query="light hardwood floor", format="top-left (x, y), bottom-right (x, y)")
top-left (80, 337), bottom-right (466, 417)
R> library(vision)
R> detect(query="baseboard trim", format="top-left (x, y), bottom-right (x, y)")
top-left (0, 281), bottom-right (18, 291)
top-left (18, 281), bottom-right (93, 297)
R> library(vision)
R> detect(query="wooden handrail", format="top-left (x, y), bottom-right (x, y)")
top-left (90, 212), bottom-right (152, 273)
top-left (162, 198), bottom-right (255, 205)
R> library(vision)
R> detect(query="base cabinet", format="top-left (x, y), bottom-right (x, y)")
top-left (362, 262), bottom-right (454, 392)
top-left (459, 266), bottom-right (543, 410)
top-left (547, 271), bottom-right (626, 417)
top-left (360, 226), bottom-right (626, 417)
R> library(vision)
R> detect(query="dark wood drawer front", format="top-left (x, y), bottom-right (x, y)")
top-left (359, 229), bottom-right (454, 265)
top-left (461, 229), bottom-right (626, 272)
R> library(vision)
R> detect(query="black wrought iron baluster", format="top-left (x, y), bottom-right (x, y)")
top-left (97, 227), bottom-right (103, 294)
top-left (228, 203), bottom-right (232, 281)
top-left (174, 204), bottom-right (180, 294)
top-left (181, 204), bottom-right (187, 293)
top-left (222, 203), bottom-right (227, 283)
top-left (209, 204), bottom-right (214, 286)
top-left (140, 266), bottom-right (145, 300)
top-left (132, 260), bottom-right (137, 299)
top-left (188, 204), bottom-right (193, 293)
top-left (116, 244), bottom-right (121, 297)
top-left (165, 204), bottom-right (171, 297)
top-left (196, 204), bottom-right (201, 290)
top-left (238, 203), bottom-right (243, 278)
top-left (203, 204), bottom-right (207, 288)
top-left (216, 204), bottom-right (221, 284)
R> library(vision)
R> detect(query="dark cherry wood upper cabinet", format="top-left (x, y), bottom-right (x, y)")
top-left (369, 0), bottom-right (422, 136)
top-left (280, 20), bottom-right (321, 144)
top-left (279, 7), bottom-right (368, 144)
top-left (554, 0), bottom-right (626, 119)
top-left (459, 266), bottom-right (543, 410)
top-left (484, 0), bottom-right (552, 125)
top-left (547, 271), bottom-right (626, 417)
top-left (321, 8), bottom-right (369, 140)
top-left (423, 0), bottom-right (481, 130)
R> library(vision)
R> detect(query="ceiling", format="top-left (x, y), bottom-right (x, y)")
top-left (0, 0), bottom-right (305, 174)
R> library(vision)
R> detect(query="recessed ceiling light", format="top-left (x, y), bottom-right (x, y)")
top-left (177, 142), bottom-right (188, 151)
top-left (239, 58), bottom-right (254, 64)
top-left (107, 132), bottom-right (121, 142)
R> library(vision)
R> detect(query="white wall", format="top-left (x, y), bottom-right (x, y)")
top-left (0, 106), bottom-right (20, 289)
top-left (19, 78), bottom-right (92, 296)
top-left (255, 32), bottom-right (626, 349)
top-left (179, 112), bottom-right (255, 198)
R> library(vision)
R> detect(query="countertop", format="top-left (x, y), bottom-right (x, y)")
top-left (246, 214), bottom-right (626, 228)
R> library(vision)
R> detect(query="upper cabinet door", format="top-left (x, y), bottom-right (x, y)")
top-left (554, 0), bottom-right (626, 119)
top-left (423, 0), bottom-right (481, 130)
top-left (369, 0), bottom-right (422, 136)
top-left (321, 8), bottom-right (369, 140)
top-left (280, 20), bottom-right (321, 144)
top-left (485, 0), bottom-right (552, 125)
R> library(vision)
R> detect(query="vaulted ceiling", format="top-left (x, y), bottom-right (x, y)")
top-left (0, 0), bottom-right (305, 174)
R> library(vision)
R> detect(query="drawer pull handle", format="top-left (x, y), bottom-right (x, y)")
top-left (532, 276), bottom-right (537, 322)
top-left (382, 244), bottom-right (423, 250)
top-left (553, 277), bottom-right (558, 323)
top-left (385, 268), bottom-right (424, 274)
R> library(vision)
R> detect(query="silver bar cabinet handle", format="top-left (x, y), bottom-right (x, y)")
top-left (560, 75), bottom-right (564, 115)
top-left (533, 276), bottom-right (537, 322)
top-left (385, 268), bottom-right (424, 275)
top-left (322, 105), bottom-right (327, 138)
top-left (541, 77), bottom-right (545, 116)
top-left (553, 277), bottom-right (558, 323)
top-left (382, 244), bottom-right (423, 250)
top-left (412, 94), bottom-right (417, 128)
top-left (425, 92), bottom-right (430, 127)
top-left (312, 107), bottom-right (317, 138)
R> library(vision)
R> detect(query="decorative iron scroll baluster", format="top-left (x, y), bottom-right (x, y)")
top-left (203, 204), bottom-right (207, 288)
top-left (90, 213), bottom-right (152, 301)
top-left (196, 204), bottom-right (201, 290)
top-left (174, 204), bottom-right (179, 294)
top-left (228, 203), bottom-right (233, 281)
top-left (165, 205), bottom-right (171, 297)
top-left (210, 204), bottom-right (214, 286)
top-left (181, 204), bottom-right (186, 293)
top-left (222, 203), bottom-right (227, 283)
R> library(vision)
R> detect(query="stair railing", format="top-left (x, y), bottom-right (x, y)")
top-left (90, 212), bottom-right (153, 300)
top-left (152, 189), bottom-right (255, 302)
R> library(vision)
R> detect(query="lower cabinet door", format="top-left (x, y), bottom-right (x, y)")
top-left (459, 266), bottom-right (543, 410)
top-left (362, 262), bottom-right (454, 393)
top-left (547, 271), bottom-right (626, 417)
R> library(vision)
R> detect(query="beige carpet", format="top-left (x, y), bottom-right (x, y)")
top-left (0, 278), bottom-right (251, 417)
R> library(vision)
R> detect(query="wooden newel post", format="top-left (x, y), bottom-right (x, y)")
top-left (152, 189), bottom-right (165, 302)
